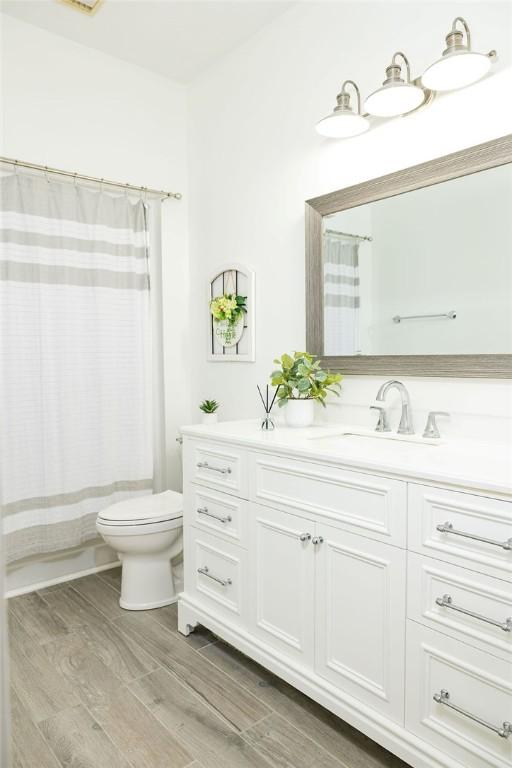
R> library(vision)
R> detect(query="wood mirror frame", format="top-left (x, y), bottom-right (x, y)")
top-left (305, 134), bottom-right (512, 378)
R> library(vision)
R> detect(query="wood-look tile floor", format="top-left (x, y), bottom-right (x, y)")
top-left (8, 569), bottom-right (411, 768)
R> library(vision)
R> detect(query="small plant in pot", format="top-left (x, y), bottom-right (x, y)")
top-left (199, 399), bottom-right (220, 425)
top-left (270, 352), bottom-right (342, 428)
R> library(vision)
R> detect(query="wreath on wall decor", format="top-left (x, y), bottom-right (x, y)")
top-left (208, 264), bottom-right (255, 362)
top-left (209, 293), bottom-right (247, 347)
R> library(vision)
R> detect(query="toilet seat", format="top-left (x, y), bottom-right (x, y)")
top-left (96, 515), bottom-right (182, 536)
top-left (97, 489), bottom-right (183, 527)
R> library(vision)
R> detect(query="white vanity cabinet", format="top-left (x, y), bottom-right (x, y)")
top-left (179, 426), bottom-right (512, 768)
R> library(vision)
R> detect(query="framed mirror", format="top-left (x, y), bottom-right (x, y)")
top-left (306, 134), bottom-right (512, 377)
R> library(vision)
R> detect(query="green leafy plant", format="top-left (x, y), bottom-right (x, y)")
top-left (270, 352), bottom-right (342, 408)
top-left (199, 399), bottom-right (220, 414)
top-left (209, 294), bottom-right (247, 324)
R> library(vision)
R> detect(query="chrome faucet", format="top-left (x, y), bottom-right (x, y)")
top-left (375, 380), bottom-right (414, 435)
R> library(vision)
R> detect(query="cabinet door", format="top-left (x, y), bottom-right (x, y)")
top-left (249, 503), bottom-right (315, 667)
top-left (315, 524), bottom-right (406, 723)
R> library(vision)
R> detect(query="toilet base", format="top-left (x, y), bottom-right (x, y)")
top-left (119, 594), bottom-right (179, 611)
top-left (119, 551), bottom-right (177, 611)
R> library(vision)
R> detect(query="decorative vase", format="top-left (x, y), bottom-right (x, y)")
top-left (285, 399), bottom-right (315, 428)
top-left (201, 413), bottom-right (218, 425)
top-left (213, 314), bottom-right (244, 348)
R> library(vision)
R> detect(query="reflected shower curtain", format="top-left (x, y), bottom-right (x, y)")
top-left (323, 236), bottom-right (360, 356)
top-left (0, 173), bottom-right (155, 563)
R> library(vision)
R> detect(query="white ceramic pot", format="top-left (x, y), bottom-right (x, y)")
top-left (285, 399), bottom-right (315, 428)
top-left (201, 412), bottom-right (218, 425)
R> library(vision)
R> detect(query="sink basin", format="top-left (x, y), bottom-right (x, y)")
top-left (307, 431), bottom-right (443, 462)
top-left (309, 429), bottom-right (443, 449)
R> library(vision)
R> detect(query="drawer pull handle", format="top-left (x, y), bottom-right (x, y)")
top-left (435, 594), bottom-right (512, 633)
top-left (197, 507), bottom-right (232, 524)
top-left (197, 461), bottom-right (232, 475)
top-left (433, 690), bottom-right (512, 739)
top-left (197, 566), bottom-right (232, 587)
top-left (436, 521), bottom-right (512, 551)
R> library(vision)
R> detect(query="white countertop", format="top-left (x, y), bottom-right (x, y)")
top-left (181, 419), bottom-right (512, 498)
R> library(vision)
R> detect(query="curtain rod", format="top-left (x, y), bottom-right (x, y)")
top-left (325, 228), bottom-right (373, 242)
top-left (0, 156), bottom-right (182, 201)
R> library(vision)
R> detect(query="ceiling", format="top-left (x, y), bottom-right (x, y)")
top-left (1, 0), bottom-right (295, 83)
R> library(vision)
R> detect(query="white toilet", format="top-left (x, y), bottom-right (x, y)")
top-left (96, 490), bottom-right (183, 610)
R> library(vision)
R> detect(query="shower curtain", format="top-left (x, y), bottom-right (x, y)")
top-left (0, 521), bottom-right (8, 768)
top-left (323, 235), bottom-right (360, 356)
top-left (0, 173), bottom-right (156, 564)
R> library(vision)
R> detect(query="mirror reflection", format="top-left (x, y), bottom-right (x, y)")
top-left (322, 163), bottom-right (512, 356)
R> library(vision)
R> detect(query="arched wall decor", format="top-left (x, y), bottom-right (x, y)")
top-left (208, 264), bottom-right (255, 362)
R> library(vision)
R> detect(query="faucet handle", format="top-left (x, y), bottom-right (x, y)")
top-left (370, 405), bottom-right (391, 433)
top-left (423, 411), bottom-right (449, 439)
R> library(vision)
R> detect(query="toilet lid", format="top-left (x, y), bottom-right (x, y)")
top-left (97, 490), bottom-right (183, 525)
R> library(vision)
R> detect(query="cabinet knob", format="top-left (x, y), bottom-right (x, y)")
top-left (299, 533), bottom-right (311, 542)
top-left (312, 536), bottom-right (324, 546)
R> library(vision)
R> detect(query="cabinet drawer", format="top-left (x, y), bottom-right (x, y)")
top-left (187, 486), bottom-right (247, 546)
top-left (185, 528), bottom-right (246, 623)
top-left (408, 484), bottom-right (512, 582)
top-left (250, 453), bottom-right (406, 546)
top-left (408, 552), bottom-right (512, 661)
top-left (184, 439), bottom-right (247, 498)
top-left (406, 621), bottom-right (512, 768)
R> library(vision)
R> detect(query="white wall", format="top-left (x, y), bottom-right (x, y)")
top-left (188, 1), bottom-right (512, 442)
top-left (1, 14), bottom-right (191, 590)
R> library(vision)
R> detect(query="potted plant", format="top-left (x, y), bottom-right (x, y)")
top-left (210, 294), bottom-right (247, 347)
top-left (270, 352), bottom-right (342, 427)
top-left (199, 399), bottom-right (220, 425)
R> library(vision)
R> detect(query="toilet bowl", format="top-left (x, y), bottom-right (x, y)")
top-left (96, 490), bottom-right (183, 610)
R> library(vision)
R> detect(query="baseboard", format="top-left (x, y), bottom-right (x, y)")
top-left (5, 542), bottom-right (119, 597)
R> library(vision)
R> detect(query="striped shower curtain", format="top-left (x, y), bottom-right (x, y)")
top-left (0, 173), bottom-right (154, 563)
top-left (323, 235), bottom-right (360, 356)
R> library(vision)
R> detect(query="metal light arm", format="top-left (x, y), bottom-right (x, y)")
top-left (340, 80), bottom-right (362, 115)
top-left (391, 51), bottom-right (412, 83)
top-left (452, 16), bottom-right (471, 50)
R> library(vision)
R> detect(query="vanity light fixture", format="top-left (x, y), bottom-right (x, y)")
top-left (317, 16), bottom-right (497, 139)
top-left (316, 80), bottom-right (369, 138)
top-left (422, 17), bottom-right (497, 91)
top-left (364, 52), bottom-right (426, 117)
